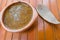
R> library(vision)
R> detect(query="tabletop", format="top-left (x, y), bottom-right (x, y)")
top-left (0, 0), bottom-right (60, 40)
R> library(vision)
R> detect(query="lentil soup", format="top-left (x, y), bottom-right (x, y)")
top-left (3, 2), bottom-right (33, 29)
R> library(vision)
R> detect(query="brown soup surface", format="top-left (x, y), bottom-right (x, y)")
top-left (3, 2), bottom-right (33, 29)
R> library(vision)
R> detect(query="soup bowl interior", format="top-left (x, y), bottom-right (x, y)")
top-left (1, 1), bottom-right (38, 32)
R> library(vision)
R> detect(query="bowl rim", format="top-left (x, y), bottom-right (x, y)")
top-left (1, 1), bottom-right (38, 32)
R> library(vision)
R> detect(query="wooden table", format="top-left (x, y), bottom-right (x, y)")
top-left (0, 0), bottom-right (60, 40)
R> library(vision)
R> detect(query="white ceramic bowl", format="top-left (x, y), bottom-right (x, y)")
top-left (0, 1), bottom-right (38, 32)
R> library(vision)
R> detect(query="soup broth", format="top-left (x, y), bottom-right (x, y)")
top-left (3, 2), bottom-right (33, 29)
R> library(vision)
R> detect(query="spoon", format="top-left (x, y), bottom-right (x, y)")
top-left (36, 4), bottom-right (60, 24)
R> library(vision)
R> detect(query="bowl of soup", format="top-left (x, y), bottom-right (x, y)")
top-left (1, 1), bottom-right (38, 32)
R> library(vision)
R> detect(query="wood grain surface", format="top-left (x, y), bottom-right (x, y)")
top-left (0, 0), bottom-right (60, 40)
